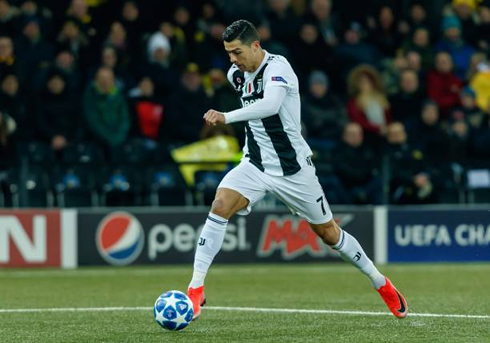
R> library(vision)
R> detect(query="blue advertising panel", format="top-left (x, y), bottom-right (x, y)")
top-left (388, 209), bottom-right (490, 262)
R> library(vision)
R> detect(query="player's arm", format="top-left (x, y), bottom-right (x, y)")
top-left (203, 86), bottom-right (287, 126)
top-left (204, 63), bottom-right (291, 126)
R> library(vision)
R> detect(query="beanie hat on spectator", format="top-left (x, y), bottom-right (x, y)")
top-left (147, 32), bottom-right (171, 62)
top-left (309, 70), bottom-right (329, 87)
top-left (461, 85), bottom-right (476, 98)
top-left (452, 0), bottom-right (478, 10)
top-left (441, 15), bottom-right (462, 32)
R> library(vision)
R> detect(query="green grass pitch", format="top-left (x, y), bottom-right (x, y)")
top-left (1, 263), bottom-right (489, 342)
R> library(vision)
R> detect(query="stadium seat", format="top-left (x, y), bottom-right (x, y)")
top-left (61, 142), bottom-right (105, 166)
top-left (53, 165), bottom-right (98, 207)
top-left (101, 166), bottom-right (145, 206)
top-left (194, 170), bottom-right (227, 206)
top-left (147, 165), bottom-right (189, 206)
top-left (8, 166), bottom-right (53, 207)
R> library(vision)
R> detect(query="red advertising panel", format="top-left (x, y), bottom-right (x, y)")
top-left (0, 210), bottom-right (61, 268)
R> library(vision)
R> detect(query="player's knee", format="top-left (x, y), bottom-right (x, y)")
top-left (210, 198), bottom-right (233, 219)
top-left (312, 221), bottom-right (340, 246)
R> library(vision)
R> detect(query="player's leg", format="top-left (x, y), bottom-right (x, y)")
top-left (188, 162), bottom-right (268, 319)
top-left (310, 220), bottom-right (408, 319)
top-left (271, 162), bottom-right (407, 318)
top-left (309, 220), bottom-right (386, 288)
top-left (189, 187), bottom-right (248, 290)
top-left (188, 188), bottom-right (248, 319)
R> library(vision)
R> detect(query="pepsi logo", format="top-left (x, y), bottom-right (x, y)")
top-left (96, 212), bottom-right (144, 266)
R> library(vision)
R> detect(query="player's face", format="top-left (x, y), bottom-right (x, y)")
top-left (224, 39), bottom-right (260, 72)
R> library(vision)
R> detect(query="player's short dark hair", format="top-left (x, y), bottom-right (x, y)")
top-left (222, 20), bottom-right (259, 45)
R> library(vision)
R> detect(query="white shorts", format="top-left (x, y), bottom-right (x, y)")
top-left (218, 161), bottom-right (333, 224)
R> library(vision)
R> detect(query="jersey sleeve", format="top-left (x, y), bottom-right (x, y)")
top-left (263, 61), bottom-right (294, 91)
top-left (227, 65), bottom-right (245, 93)
top-left (224, 86), bottom-right (287, 124)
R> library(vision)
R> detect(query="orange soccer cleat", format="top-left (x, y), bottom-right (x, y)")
top-left (187, 286), bottom-right (206, 320)
top-left (376, 277), bottom-right (408, 319)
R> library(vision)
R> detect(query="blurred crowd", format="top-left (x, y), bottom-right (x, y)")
top-left (0, 0), bottom-right (490, 206)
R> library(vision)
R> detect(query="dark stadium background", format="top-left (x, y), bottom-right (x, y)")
top-left (0, 1), bottom-right (489, 341)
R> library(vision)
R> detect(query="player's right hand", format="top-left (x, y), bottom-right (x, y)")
top-left (203, 109), bottom-right (226, 126)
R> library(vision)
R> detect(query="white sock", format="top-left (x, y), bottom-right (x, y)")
top-left (332, 229), bottom-right (386, 289)
top-left (188, 212), bottom-right (228, 289)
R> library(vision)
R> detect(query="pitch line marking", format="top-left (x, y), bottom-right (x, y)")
top-left (0, 306), bottom-right (488, 319)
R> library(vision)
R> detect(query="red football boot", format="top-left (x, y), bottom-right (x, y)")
top-left (187, 286), bottom-right (206, 320)
top-left (376, 277), bottom-right (408, 319)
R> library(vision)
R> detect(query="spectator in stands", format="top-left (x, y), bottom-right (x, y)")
top-left (159, 21), bottom-right (189, 71)
top-left (0, 36), bottom-right (16, 78)
top-left (385, 122), bottom-right (435, 204)
top-left (0, 109), bottom-right (16, 170)
top-left (193, 4), bottom-right (228, 72)
top-left (0, 74), bottom-right (26, 139)
top-left (104, 21), bottom-right (131, 68)
top-left (206, 68), bottom-right (240, 113)
top-left (447, 116), bottom-right (471, 165)
top-left (119, 1), bottom-right (144, 57)
top-left (171, 4), bottom-right (194, 48)
top-left (0, 0), bottom-right (17, 38)
top-left (302, 70), bottom-right (346, 149)
top-left (369, 6), bottom-right (400, 57)
top-left (35, 71), bottom-right (81, 152)
top-left (406, 100), bottom-right (450, 167)
top-left (347, 64), bottom-right (391, 149)
top-left (333, 122), bottom-right (382, 204)
top-left (163, 63), bottom-right (211, 145)
top-left (293, 22), bottom-right (334, 86)
top-left (14, 18), bottom-right (55, 90)
top-left (18, 0), bottom-right (53, 39)
top-left (427, 51), bottom-right (463, 115)
top-left (477, 1), bottom-right (490, 53)
top-left (389, 69), bottom-right (424, 124)
top-left (335, 22), bottom-right (381, 79)
top-left (266, 0), bottom-right (300, 49)
top-left (33, 49), bottom-right (81, 93)
top-left (454, 86), bottom-right (485, 129)
top-left (435, 15), bottom-right (475, 80)
top-left (470, 61), bottom-right (490, 111)
top-left (128, 76), bottom-right (164, 142)
top-left (83, 67), bottom-right (129, 148)
top-left (304, 0), bottom-right (341, 48)
top-left (255, 22), bottom-right (290, 61)
top-left (142, 30), bottom-right (179, 99)
top-left (450, 0), bottom-right (478, 46)
top-left (469, 99), bottom-right (490, 160)
top-left (88, 46), bottom-right (134, 95)
top-left (65, 0), bottom-right (96, 40)
top-left (56, 20), bottom-right (90, 71)
top-left (402, 28), bottom-right (434, 71)
top-left (403, 1), bottom-right (432, 36)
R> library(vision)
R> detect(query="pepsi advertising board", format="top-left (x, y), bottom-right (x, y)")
top-left (388, 209), bottom-right (490, 262)
top-left (77, 208), bottom-right (374, 266)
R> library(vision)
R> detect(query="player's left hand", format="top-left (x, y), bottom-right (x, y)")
top-left (203, 109), bottom-right (226, 126)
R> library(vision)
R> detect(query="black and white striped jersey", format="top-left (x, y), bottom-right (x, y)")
top-left (225, 51), bottom-right (312, 176)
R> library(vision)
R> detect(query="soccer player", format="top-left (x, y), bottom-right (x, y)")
top-left (187, 20), bottom-right (407, 320)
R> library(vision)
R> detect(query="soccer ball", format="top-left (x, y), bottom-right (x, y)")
top-left (153, 290), bottom-right (194, 331)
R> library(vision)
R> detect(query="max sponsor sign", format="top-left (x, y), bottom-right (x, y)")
top-left (388, 209), bottom-right (490, 262)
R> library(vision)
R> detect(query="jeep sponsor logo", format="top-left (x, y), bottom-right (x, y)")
top-left (242, 98), bottom-right (259, 107)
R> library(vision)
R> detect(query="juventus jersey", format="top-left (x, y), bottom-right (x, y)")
top-left (226, 51), bottom-right (312, 176)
